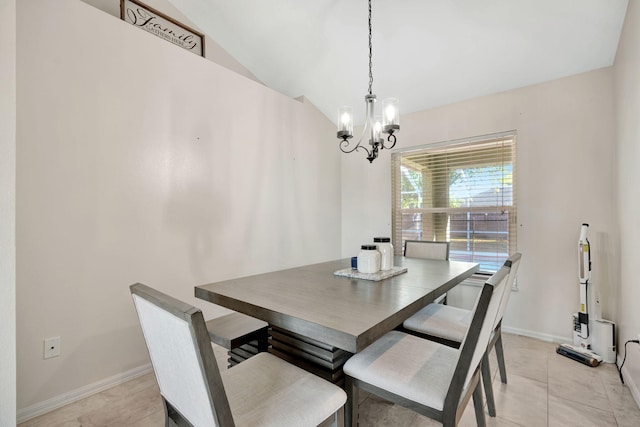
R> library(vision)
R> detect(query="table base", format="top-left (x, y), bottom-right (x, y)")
top-left (268, 326), bottom-right (352, 386)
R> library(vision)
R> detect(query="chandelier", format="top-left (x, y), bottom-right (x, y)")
top-left (337, 0), bottom-right (399, 163)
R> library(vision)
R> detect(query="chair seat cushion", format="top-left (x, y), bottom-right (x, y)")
top-left (222, 352), bottom-right (346, 427)
top-left (343, 331), bottom-right (459, 411)
top-left (403, 303), bottom-right (472, 343)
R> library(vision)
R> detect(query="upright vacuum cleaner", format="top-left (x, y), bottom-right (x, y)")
top-left (556, 223), bottom-right (604, 367)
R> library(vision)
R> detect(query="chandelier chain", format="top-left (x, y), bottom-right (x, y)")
top-left (368, 0), bottom-right (373, 95)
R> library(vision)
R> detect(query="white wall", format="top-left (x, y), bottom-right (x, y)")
top-left (614, 0), bottom-right (640, 403)
top-left (81, 0), bottom-right (262, 83)
top-left (0, 0), bottom-right (17, 425)
top-left (17, 0), bottom-right (341, 413)
top-left (342, 68), bottom-right (617, 343)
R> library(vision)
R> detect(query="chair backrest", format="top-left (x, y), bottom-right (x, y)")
top-left (130, 283), bottom-right (234, 427)
top-left (494, 252), bottom-right (522, 329)
top-left (404, 240), bottom-right (450, 260)
top-left (444, 264), bottom-right (510, 408)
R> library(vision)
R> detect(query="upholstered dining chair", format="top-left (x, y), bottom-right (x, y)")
top-left (343, 263), bottom-right (511, 427)
top-left (404, 240), bottom-right (451, 304)
top-left (404, 240), bottom-right (450, 260)
top-left (130, 283), bottom-right (347, 427)
top-left (402, 253), bottom-right (522, 417)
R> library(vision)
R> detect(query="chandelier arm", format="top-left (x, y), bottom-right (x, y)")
top-left (359, 144), bottom-right (374, 159)
top-left (382, 133), bottom-right (397, 150)
top-left (339, 138), bottom-right (359, 154)
top-left (339, 115), bottom-right (373, 153)
top-left (340, 139), bottom-right (373, 159)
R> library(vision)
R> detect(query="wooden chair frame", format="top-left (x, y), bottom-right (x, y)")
top-left (131, 283), bottom-right (235, 426)
top-left (131, 283), bottom-right (346, 427)
top-left (401, 253), bottom-right (522, 417)
top-left (345, 266), bottom-right (510, 427)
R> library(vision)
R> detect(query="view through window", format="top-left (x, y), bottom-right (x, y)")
top-left (391, 133), bottom-right (517, 274)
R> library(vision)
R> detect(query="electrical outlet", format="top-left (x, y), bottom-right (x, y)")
top-left (44, 336), bottom-right (61, 359)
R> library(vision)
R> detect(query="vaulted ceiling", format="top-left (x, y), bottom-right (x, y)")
top-left (168, 0), bottom-right (628, 124)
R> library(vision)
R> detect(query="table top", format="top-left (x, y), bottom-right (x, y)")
top-left (195, 256), bottom-right (479, 353)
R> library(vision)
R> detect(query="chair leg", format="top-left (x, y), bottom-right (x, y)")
top-left (345, 375), bottom-right (359, 427)
top-left (494, 330), bottom-right (507, 384)
top-left (472, 380), bottom-right (486, 427)
top-left (164, 398), bottom-right (182, 427)
top-left (336, 406), bottom-right (345, 427)
top-left (162, 397), bottom-right (172, 427)
top-left (481, 353), bottom-right (496, 417)
top-left (319, 407), bottom-right (344, 427)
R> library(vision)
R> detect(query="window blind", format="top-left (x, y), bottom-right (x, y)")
top-left (392, 133), bottom-right (517, 274)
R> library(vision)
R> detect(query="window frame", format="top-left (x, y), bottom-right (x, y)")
top-left (391, 131), bottom-right (517, 277)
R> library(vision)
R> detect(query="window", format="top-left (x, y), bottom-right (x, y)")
top-left (392, 132), bottom-right (517, 275)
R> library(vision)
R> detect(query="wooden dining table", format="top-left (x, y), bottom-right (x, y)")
top-left (195, 256), bottom-right (479, 385)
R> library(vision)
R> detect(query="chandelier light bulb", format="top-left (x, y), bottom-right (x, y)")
top-left (337, 106), bottom-right (354, 139)
top-left (372, 117), bottom-right (383, 144)
top-left (342, 112), bottom-right (351, 126)
top-left (385, 105), bottom-right (395, 122)
top-left (382, 98), bottom-right (400, 134)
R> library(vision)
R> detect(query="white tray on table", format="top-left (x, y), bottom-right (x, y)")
top-left (333, 266), bottom-right (408, 282)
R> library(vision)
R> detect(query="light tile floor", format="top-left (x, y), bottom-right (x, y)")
top-left (18, 333), bottom-right (640, 426)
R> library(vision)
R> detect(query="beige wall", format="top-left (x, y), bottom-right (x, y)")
top-left (81, 0), bottom-right (262, 83)
top-left (614, 0), bottom-right (640, 402)
top-left (0, 0), bottom-right (17, 425)
top-left (17, 0), bottom-right (340, 414)
top-left (342, 67), bottom-right (617, 343)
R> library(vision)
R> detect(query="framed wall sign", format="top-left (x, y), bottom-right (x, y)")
top-left (120, 0), bottom-right (205, 57)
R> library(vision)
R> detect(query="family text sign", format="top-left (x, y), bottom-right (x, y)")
top-left (120, 0), bottom-right (205, 57)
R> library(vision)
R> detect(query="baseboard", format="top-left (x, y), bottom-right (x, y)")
top-left (502, 325), bottom-right (569, 344)
top-left (622, 365), bottom-right (640, 408)
top-left (17, 363), bottom-right (152, 423)
top-left (619, 352), bottom-right (640, 410)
